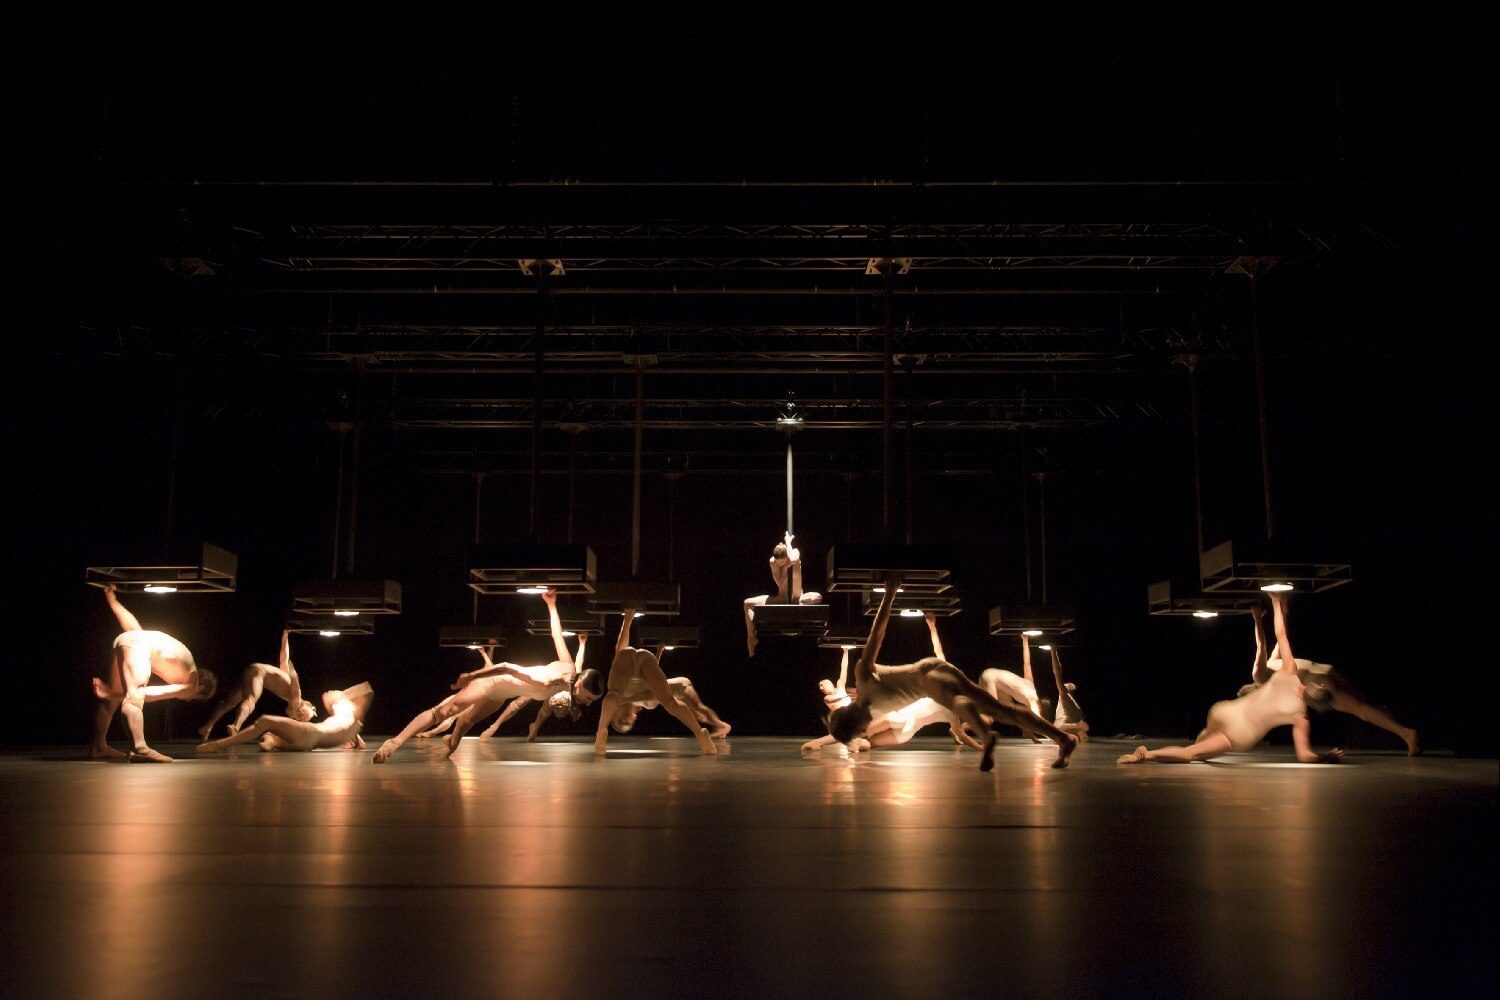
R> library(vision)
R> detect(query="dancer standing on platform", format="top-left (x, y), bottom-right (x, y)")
top-left (826, 575), bottom-right (1076, 771)
top-left (90, 584), bottom-right (218, 763)
top-left (1117, 592), bottom-right (1343, 765)
top-left (608, 643), bottom-right (733, 740)
top-left (373, 589), bottom-right (602, 763)
top-left (197, 629), bottom-right (317, 741)
top-left (803, 615), bottom-right (980, 754)
top-left (196, 682), bottom-right (373, 754)
top-left (594, 609), bottom-right (719, 755)
top-left (744, 532), bottom-right (823, 657)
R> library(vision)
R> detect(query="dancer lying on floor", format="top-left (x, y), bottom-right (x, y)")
top-left (744, 531), bottom-right (823, 657)
top-left (803, 616), bottom-right (980, 754)
top-left (91, 584), bottom-right (218, 763)
top-left (608, 643), bottom-right (733, 740)
top-left (197, 681), bottom-right (373, 754)
top-left (825, 575), bottom-right (1077, 771)
top-left (1048, 644), bottom-right (1089, 742)
top-left (198, 629), bottom-right (317, 741)
top-left (374, 589), bottom-right (602, 762)
top-left (594, 608), bottom-right (719, 756)
top-left (1117, 592), bottom-right (1343, 765)
top-left (1235, 605), bottom-right (1418, 755)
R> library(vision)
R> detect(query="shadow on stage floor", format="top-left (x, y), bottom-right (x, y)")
top-left (0, 736), bottom-right (1492, 999)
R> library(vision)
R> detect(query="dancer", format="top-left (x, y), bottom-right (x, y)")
top-left (478, 631), bottom-right (594, 741)
top-left (1117, 592), bottom-right (1343, 765)
top-left (609, 643), bottom-right (733, 739)
top-left (803, 618), bottom-right (980, 754)
top-left (1048, 645), bottom-right (1089, 741)
top-left (373, 589), bottom-right (602, 762)
top-left (196, 683), bottom-right (373, 754)
top-left (594, 608), bottom-right (719, 755)
top-left (197, 629), bottom-right (317, 741)
top-left (826, 574), bottom-right (1077, 771)
top-left (744, 531), bottom-right (823, 656)
top-left (90, 584), bottom-right (218, 762)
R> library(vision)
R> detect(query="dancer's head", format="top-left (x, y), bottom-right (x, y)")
top-left (771, 543), bottom-right (791, 565)
top-left (826, 702), bottom-right (872, 745)
top-left (573, 668), bottom-right (605, 705)
top-left (289, 698), bottom-right (318, 722)
top-left (192, 670), bottom-right (218, 702)
top-left (1302, 680), bottom-right (1335, 713)
top-left (546, 691), bottom-right (581, 721)
top-left (612, 704), bottom-right (641, 733)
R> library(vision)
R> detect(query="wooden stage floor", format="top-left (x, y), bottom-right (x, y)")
top-left (0, 736), bottom-right (1492, 999)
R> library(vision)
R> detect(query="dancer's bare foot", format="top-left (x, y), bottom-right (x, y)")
top-left (88, 745), bottom-right (127, 761)
top-left (342, 734), bottom-right (366, 751)
top-left (372, 739), bottom-right (399, 764)
top-left (195, 724), bottom-right (212, 742)
top-left (594, 735), bottom-right (609, 756)
top-left (800, 739), bottom-right (822, 753)
top-left (226, 724), bottom-right (240, 737)
top-left (1116, 745), bottom-right (1148, 765)
top-left (1403, 729), bottom-right (1421, 757)
top-left (129, 746), bottom-right (173, 763)
top-left (441, 732), bottom-right (462, 760)
top-left (710, 723), bottom-right (732, 739)
top-left (695, 730), bottom-right (720, 755)
top-left (1052, 733), bottom-right (1079, 769)
top-left (747, 635), bottom-right (758, 658)
top-left (979, 732), bottom-right (997, 772)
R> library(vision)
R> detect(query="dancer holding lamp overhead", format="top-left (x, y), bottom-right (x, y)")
top-left (1117, 591), bottom-right (1343, 765)
top-left (594, 608), bottom-right (718, 756)
top-left (90, 584), bottom-right (218, 762)
top-left (826, 574), bottom-right (1077, 772)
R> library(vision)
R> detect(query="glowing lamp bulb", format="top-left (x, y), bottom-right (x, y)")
top-left (319, 630), bottom-right (340, 638)
top-left (516, 587), bottom-right (548, 595)
top-left (562, 630), bottom-right (576, 637)
top-left (1260, 582), bottom-right (1294, 593)
top-left (840, 644), bottom-right (857, 651)
top-left (1038, 644), bottom-right (1053, 651)
top-left (143, 585), bottom-right (177, 594)
top-left (633, 612), bottom-right (645, 619)
top-left (664, 645), bottom-right (676, 651)
top-left (333, 610), bottom-right (359, 617)
top-left (900, 609), bottom-right (924, 617)
top-left (1022, 629), bottom-right (1044, 637)
top-left (872, 586), bottom-right (905, 594)
top-left (1192, 610), bottom-right (1220, 619)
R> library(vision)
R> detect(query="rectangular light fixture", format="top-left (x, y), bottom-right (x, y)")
top-left (816, 626), bottom-right (871, 650)
top-left (988, 603), bottom-right (1076, 637)
top-left (525, 615), bottom-right (606, 637)
top-left (861, 591), bottom-right (962, 618)
top-left (85, 542), bottom-right (238, 594)
top-left (637, 625), bottom-right (702, 649)
top-left (1147, 579), bottom-right (1261, 617)
top-left (752, 603), bottom-right (830, 636)
top-left (438, 626), bottom-right (508, 649)
top-left (1199, 540), bottom-right (1352, 594)
top-left (292, 579), bottom-right (402, 615)
top-left (286, 613), bottom-right (375, 636)
top-left (469, 543), bottom-right (597, 595)
top-left (587, 581), bottom-right (681, 616)
top-left (826, 544), bottom-right (953, 595)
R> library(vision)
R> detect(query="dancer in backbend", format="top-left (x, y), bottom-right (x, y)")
top-left (196, 682), bottom-right (373, 754)
top-left (1048, 644), bottom-right (1089, 741)
top-left (1117, 592), bottom-right (1343, 765)
top-left (373, 589), bottom-right (602, 763)
top-left (198, 629), bottom-right (317, 741)
top-left (90, 584), bottom-right (218, 762)
top-left (608, 643), bottom-right (733, 740)
top-left (594, 608), bottom-right (719, 756)
top-left (474, 631), bottom-right (596, 742)
top-left (803, 616), bottom-right (980, 754)
top-left (1237, 606), bottom-right (1418, 755)
top-left (744, 531), bottom-right (823, 656)
top-left (826, 575), bottom-right (1077, 771)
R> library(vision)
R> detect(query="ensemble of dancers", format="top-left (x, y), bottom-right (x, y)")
top-left (90, 531), bottom-right (1419, 768)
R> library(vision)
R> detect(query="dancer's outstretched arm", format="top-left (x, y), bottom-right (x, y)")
top-left (103, 584), bottom-right (143, 633)
top-left (1268, 593), bottom-right (1298, 674)
top-left (1021, 634), bottom-right (1035, 688)
top-left (835, 647), bottom-right (850, 692)
top-left (855, 573), bottom-right (902, 691)
top-left (1270, 593), bottom-right (1341, 763)
top-left (925, 612), bottom-right (946, 660)
top-left (542, 589), bottom-right (574, 668)
top-left (1250, 605), bottom-right (1272, 687)
top-left (280, 630), bottom-right (306, 710)
top-left (786, 533), bottom-right (804, 602)
top-left (615, 607), bottom-right (635, 655)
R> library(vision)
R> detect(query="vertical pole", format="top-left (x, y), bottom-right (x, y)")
top-left (904, 360), bottom-right (915, 545)
top-left (163, 359), bottom-right (184, 559)
top-left (530, 270), bottom-right (547, 541)
top-left (566, 428), bottom-right (578, 544)
top-left (330, 425), bottom-right (346, 580)
top-left (471, 472), bottom-right (485, 624)
top-left (881, 261), bottom-right (894, 542)
top-left (345, 358), bottom-right (365, 578)
top-left (1186, 358), bottom-right (1206, 558)
top-left (1020, 431), bottom-right (1033, 602)
top-left (1036, 472), bottom-right (1048, 605)
top-left (785, 438), bottom-right (794, 536)
top-left (631, 363), bottom-right (643, 578)
top-left (1249, 267), bottom-right (1276, 540)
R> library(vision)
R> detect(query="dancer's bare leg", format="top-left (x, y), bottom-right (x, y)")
top-left (946, 696), bottom-right (999, 771)
top-left (113, 645), bottom-right (170, 762)
top-left (1117, 731), bottom-right (1233, 764)
top-left (197, 716), bottom-right (306, 754)
top-left (198, 674), bottom-right (249, 741)
top-left (440, 700), bottom-right (506, 759)
top-left (415, 696), bottom-right (458, 738)
top-left (480, 697), bottom-right (534, 740)
top-left (942, 669), bottom-right (1076, 768)
top-left (594, 693), bottom-right (623, 755)
top-left (743, 596), bottom-right (767, 657)
top-left (635, 652), bottom-right (717, 754)
top-left (374, 684), bottom-right (493, 763)
top-left (89, 675), bottom-right (125, 760)
top-left (677, 683), bottom-right (731, 738)
top-left (1331, 691), bottom-right (1419, 755)
top-left (226, 670), bottom-right (265, 734)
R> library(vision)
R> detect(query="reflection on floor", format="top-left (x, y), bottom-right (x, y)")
top-left (0, 737), bottom-right (1492, 999)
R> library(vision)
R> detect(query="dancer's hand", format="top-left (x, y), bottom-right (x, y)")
top-left (1250, 605), bottom-right (1265, 619)
top-left (1321, 748), bottom-right (1345, 763)
top-left (800, 739), bottom-right (821, 753)
top-left (542, 588), bottom-right (558, 607)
